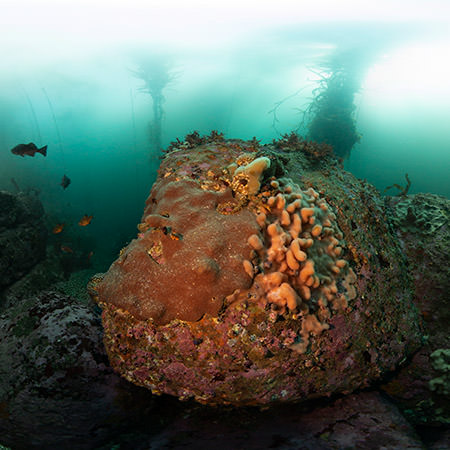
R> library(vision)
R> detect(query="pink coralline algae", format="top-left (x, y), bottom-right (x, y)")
top-left (90, 134), bottom-right (423, 406)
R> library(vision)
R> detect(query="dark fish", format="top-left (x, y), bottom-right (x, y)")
top-left (11, 142), bottom-right (47, 157)
top-left (60, 174), bottom-right (71, 189)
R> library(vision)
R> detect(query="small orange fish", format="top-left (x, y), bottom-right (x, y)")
top-left (60, 245), bottom-right (73, 253)
top-left (87, 250), bottom-right (94, 260)
top-left (78, 214), bottom-right (93, 226)
top-left (52, 223), bottom-right (65, 234)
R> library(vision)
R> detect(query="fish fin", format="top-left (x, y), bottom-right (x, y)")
top-left (39, 145), bottom-right (48, 156)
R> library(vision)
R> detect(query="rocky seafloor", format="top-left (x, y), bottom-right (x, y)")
top-left (0, 134), bottom-right (448, 449)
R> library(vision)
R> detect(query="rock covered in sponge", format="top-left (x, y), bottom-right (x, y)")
top-left (97, 179), bottom-right (259, 324)
top-left (230, 156), bottom-right (271, 197)
top-left (242, 178), bottom-right (356, 352)
top-left (92, 136), bottom-right (422, 406)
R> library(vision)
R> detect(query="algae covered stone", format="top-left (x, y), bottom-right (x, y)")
top-left (91, 135), bottom-right (423, 406)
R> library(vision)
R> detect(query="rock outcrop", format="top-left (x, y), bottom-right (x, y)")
top-left (0, 290), bottom-right (154, 449)
top-left (0, 191), bottom-right (46, 289)
top-left (90, 135), bottom-right (423, 406)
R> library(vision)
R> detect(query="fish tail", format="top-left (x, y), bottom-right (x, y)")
top-left (39, 145), bottom-right (48, 156)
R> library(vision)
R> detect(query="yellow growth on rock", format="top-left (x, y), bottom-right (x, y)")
top-left (241, 176), bottom-right (357, 353)
top-left (242, 259), bottom-right (254, 279)
top-left (248, 234), bottom-right (264, 251)
top-left (231, 156), bottom-right (271, 198)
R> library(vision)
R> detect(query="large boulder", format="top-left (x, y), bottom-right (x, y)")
top-left (90, 133), bottom-right (423, 406)
top-left (0, 290), bottom-right (155, 449)
top-left (0, 191), bottom-right (46, 288)
top-left (381, 193), bottom-right (450, 426)
top-left (146, 391), bottom-right (425, 449)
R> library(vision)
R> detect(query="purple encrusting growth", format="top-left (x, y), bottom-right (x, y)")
top-left (92, 134), bottom-right (423, 406)
top-left (100, 274), bottom-right (419, 405)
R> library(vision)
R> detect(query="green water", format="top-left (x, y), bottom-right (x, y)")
top-left (1, 2), bottom-right (449, 264)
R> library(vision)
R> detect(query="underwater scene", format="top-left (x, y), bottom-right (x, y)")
top-left (1, 1), bottom-right (449, 448)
